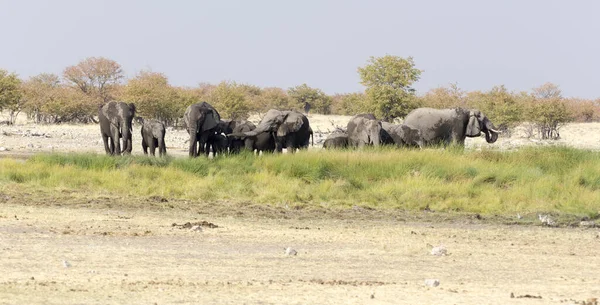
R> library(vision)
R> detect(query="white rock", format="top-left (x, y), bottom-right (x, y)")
top-left (431, 245), bottom-right (447, 256)
top-left (62, 260), bottom-right (72, 268)
top-left (189, 225), bottom-right (203, 232)
top-left (284, 247), bottom-right (297, 256)
top-left (538, 214), bottom-right (556, 226)
top-left (424, 279), bottom-right (440, 287)
top-left (0, 147), bottom-right (7, 152)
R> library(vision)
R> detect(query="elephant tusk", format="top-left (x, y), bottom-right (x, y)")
top-left (489, 128), bottom-right (502, 134)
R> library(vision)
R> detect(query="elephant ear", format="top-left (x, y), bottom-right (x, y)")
top-left (466, 110), bottom-right (481, 137)
top-left (202, 110), bottom-right (219, 131)
top-left (281, 113), bottom-right (304, 134)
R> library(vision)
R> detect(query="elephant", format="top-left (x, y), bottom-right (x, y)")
top-left (207, 132), bottom-right (229, 157)
top-left (184, 102), bottom-right (220, 157)
top-left (98, 101), bottom-right (136, 155)
top-left (402, 108), bottom-right (500, 146)
top-left (234, 109), bottom-right (311, 153)
top-left (346, 113), bottom-right (383, 147)
top-left (380, 122), bottom-right (423, 148)
top-left (228, 120), bottom-right (257, 154)
top-left (140, 118), bottom-right (167, 157)
top-left (323, 132), bottom-right (349, 149)
top-left (243, 131), bottom-right (276, 154)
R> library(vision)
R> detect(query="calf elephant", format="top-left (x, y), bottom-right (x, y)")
top-left (99, 101), bottom-right (136, 155)
top-left (381, 122), bottom-right (423, 148)
top-left (243, 131), bottom-right (276, 154)
top-left (402, 108), bottom-right (500, 146)
top-left (235, 109), bottom-right (311, 153)
top-left (347, 114), bottom-right (383, 147)
top-left (184, 102), bottom-right (220, 157)
top-left (207, 132), bottom-right (229, 157)
top-left (323, 132), bottom-right (349, 149)
top-left (228, 120), bottom-right (257, 154)
top-left (140, 118), bottom-right (167, 157)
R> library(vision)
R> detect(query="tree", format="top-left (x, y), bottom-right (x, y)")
top-left (330, 92), bottom-right (368, 115)
top-left (63, 57), bottom-right (124, 121)
top-left (358, 55), bottom-right (422, 121)
top-left (526, 83), bottom-right (571, 139)
top-left (20, 73), bottom-right (61, 123)
top-left (287, 84), bottom-right (332, 114)
top-left (254, 87), bottom-right (300, 113)
top-left (468, 85), bottom-right (523, 133)
top-left (124, 70), bottom-right (178, 124)
top-left (209, 81), bottom-right (250, 120)
top-left (419, 83), bottom-right (466, 109)
top-left (0, 69), bottom-right (22, 124)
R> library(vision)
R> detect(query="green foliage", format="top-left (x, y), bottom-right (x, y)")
top-left (209, 81), bottom-right (251, 120)
top-left (256, 87), bottom-right (301, 112)
top-left (468, 85), bottom-right (523, 132)
top-left (0, 69), bottom-right (23, 123)
top-left (3, 147), bottom-right (600, 217)
top-left (525, 83), bottom-right (572, 139)
top-left (288, 84), bottom-right (332, 114)
top-left (124, 71), bottom-right (179, 123)
top-left (331, 92), bottom-right (368, 115)
top-left (419, 83), bottom-right (466, 109)
top-left (358, 55), bottom-right (422, 121)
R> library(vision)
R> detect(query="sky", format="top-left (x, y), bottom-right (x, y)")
top-left (1, 0), bottom-right (599, 98)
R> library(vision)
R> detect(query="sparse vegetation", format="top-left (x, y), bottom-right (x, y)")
top-left (1, 147), bottom-right (599, 218)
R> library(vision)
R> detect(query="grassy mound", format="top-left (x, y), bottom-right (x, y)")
top-left (1, 146), bottom-right (599, 217)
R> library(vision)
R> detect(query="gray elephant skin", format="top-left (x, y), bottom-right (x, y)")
top-left (243, 131), bottom-right (276, 154)
top-left (403, 108), bottom-right (500, 146)
top-left (228, 120), bottom-right (257, 154)
top-left (347, 114), bottom-right (383, 147)
top-left (323, 132), bottom-right (349, 149)
top-left (239, 109), bottom-right (312, 153)
top-left (184, 102), bottom-right (220, 157)
top-left (99, 101), bottom-right (136, 155)
top-left (140, 118), bottom-right (167, 157)
top-left (381, 122), bottom-right (423, 148)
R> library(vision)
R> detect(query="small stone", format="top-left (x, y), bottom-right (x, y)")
top-left (62, 260), bottom-right (72, 268)
top-left (284, 247), bottom-right (297, 256)
top-left (26, 143), bottom-right (34, 149)
top-left (431, 245), bottom-right (447, 256)
top-left (0, 147), bottom-right (7, 152)
top-left (424, 279), bottom-right (440, 287)
top-left (579, 221), bottom-right (596, 228)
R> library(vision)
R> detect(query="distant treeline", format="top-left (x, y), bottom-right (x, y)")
top-left (1, 56), bottom-right (598, 139)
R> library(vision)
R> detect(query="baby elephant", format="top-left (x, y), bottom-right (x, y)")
top-left (140, 118), bottom-right (167, 157)
top-left (323, 132), bottom-right (349, 149)
top-left (385, 124), bottom-right (423, 148)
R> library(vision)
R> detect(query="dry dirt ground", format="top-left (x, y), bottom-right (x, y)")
top-left (1, 113), bottom-right (600, 304)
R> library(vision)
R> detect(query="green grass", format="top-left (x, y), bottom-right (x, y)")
top-left (1, 146), bottom-right (600, 217)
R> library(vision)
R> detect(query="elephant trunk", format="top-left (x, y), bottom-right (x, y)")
top-left (483, 120), bottom-right (499, 143)
top-left (243, 123), bottom-right (270, 137)
top-left (123, 121), bottom-right (133, 154)
top-left (371, 126), bottom-right (381, 147)
top-left (188, 124), bottom-right (198, 157)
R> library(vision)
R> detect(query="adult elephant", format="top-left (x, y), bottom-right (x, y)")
top-left (381, 122), bottom-right (423, 148)
top-left (235, 109), bottom-right (311, 153)
top-left (184, 102), bottom-right (220, 157)
top-left (402, 108), bottom-right (500, 146)
top-left (99, 101), bottom-right (136, 155)
top-left (347, 114), bottom-right (383, 147)
top-left (140, 118), bottom-right (167, 157)
top-left (323, 132), bottom-right (349, 149)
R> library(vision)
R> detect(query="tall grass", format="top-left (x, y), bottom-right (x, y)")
top-left (1, 146), bottom-right (600, 217)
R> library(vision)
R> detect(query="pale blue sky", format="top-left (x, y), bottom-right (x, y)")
top-left (1, 0), bottom-right (599, 98)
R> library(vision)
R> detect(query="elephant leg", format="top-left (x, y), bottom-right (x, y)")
top-left (142, 139), bottom-right (148, 155)
top-left (110, 125), bottom-right (121, 155)
top-left (149, 138), bottom-right (157, 156)
top-left (102, 134), bottom-right (111, 155)
top-left (158, 137), bottom-right (166, 157)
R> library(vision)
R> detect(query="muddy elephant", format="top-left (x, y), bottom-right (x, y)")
top-left (99, 101), bottom-right (136, 155)
top-left (184, 102), bottom-right (220, 157)
top-left (381, 122), bottom-right (423, 148)
top-left (323, 132), bottom-right (349, 149)
top-left (140, 118), bottom-right (167, 157)
top-left (402, 108), bottom-right (500, 146)
top-left (234, 109), bottom-right (312, 153)
top-left (347, 114), bottom-right (384, 148)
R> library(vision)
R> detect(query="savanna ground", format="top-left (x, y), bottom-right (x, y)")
top-left (1, 113), bottom-right (600, 304)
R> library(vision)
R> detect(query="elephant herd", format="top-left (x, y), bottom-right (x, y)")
top-left (98, 100), bottom-right (500, 157)
top-left (98, 101), bottom-right (313, 157)
top-left (323, 108), bottom-right (500, 149)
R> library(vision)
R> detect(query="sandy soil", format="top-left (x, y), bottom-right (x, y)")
top-left (1, 204), bottom-right (599, 305)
